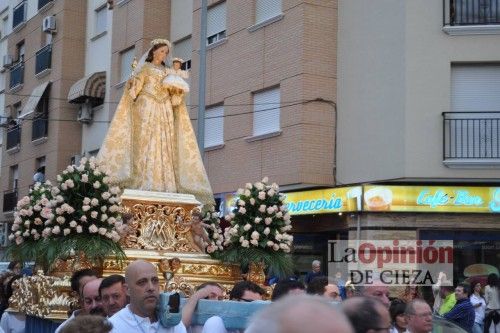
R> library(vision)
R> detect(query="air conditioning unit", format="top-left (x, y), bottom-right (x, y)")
top-left (77, 104), bottom-right (93, 123)
top-left (70, 154), bottom-right (82, 166)
top-left (42, 16), bottom-right (56, 33)
top-left (2, 55), bottom-right (13, 68)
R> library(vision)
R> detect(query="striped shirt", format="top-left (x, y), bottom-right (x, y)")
top-left (444, 298), bottom-right (475, 333)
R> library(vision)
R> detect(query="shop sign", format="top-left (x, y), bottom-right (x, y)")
top-left (364, 185), bottom-right (500, 213)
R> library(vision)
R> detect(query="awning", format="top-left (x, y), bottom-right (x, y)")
top-left (19, 81), bottom-right (51, 119)
top-left (67, 71), bottom-right (106, 104)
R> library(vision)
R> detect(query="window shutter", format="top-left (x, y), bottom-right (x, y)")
top-left (205, 105), bottom-right (224, 148)
top-left (120, 48), bottom-right (135, 83)
top-left (253, 87), bottom-right (280, 136)
top-left (256, 0), bottom-right (282, 24)
top-left (451, 65), bottom-right (500, 112)
top-left (173, 38), bottom-right (192, 62)
top-left (207, 2), bottom-right (226, 37)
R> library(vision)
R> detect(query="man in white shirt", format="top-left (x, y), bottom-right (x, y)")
top-left (404, 299), bottom-right (433, 333)
top-left (109, 260), bottom-right (218, 333)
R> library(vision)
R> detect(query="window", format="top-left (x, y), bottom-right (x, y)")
top-left (94, 5), bottom-right (107, 36)
top-left (253, 87), bottom-right (280, 136)
top-left (3, 165), bottom-right (18, 212)
top-left (13, 102), bottom-right (21, 119)
top-left (119, 47), bottom-right (135, 83)
top-left (32, 85), bottom-right (50, 140)
top-left (204, 105), bottom-right (224, 148)
top-left (1, 16), bottom-right (8, 38)
top-left (34, 156), bottom-right (46, 183)
top-left (256, 0), bottom-right (282, 24)
top-left (9, 165), bottom-right (18, 190)
top-left (17, 41), bottom-right (25, 63)
top-left (12, 1), bottom-right (26, 30)
top-left (173, 38), bottom-right (192, 71)
top-left (207, 2), bottom-right (226, 45)
top-left (443, 65), bottom-right (500, 163)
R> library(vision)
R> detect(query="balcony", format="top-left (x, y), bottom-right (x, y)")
top-left (35, 45), bottom-right (51, 75)
top-left (443, 112), bottom-right (500, 167)
top-left (443, 0), bottom-right (500, 34)
top-left (12, 1), bottom-right (26, 30)
top-left (32, 115), bottom-right (48, 141)
top-left (38, 0), bottom-right (53, 11)
top-left (6, 125), bottom-right (21, 151)
top-left (3, 189), bottom-right (17, 212)
top-left (9, 62), bottom-right (24, 89)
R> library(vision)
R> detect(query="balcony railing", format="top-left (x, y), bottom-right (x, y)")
top-left (12, 1), bottom-right (26, 29)
top-left (3, 189), bottom-right (17, 212)
top-left (32, 115), bottom-right (48, 141)
top-left (38, 0), bottom-right (53, 10)
top-left (9, 62), bottom-right (24, 89)
top-left (443, 112), bottom-right (500, 164)
top-left (35, 45), bottom-right (52, 74)
top-left (444, 0), bottom-right (500, 25)
top-left (6, 125), bottom-right (21, 150)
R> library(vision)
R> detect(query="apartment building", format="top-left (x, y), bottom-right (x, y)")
top-left (0, 0), bottom-right (86, 234)
top-left (337, 0), bottom-right (500, 279)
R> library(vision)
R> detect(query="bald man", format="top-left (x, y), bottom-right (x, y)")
top-left (342, 297), bottom-right (391, 333)
top-left (108, 260), bottom-right (218, 333)
top-left (246, 294), bottom-right (353, 333)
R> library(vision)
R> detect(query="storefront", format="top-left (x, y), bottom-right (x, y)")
top-left (222, 185), bottom-right (500, 281)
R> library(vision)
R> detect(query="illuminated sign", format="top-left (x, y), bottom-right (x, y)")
top-left (364, 186), bottom-right (500, 213)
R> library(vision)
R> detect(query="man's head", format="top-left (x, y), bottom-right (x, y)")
top-left (359, 282), bottom-right (390, 308)
top-left (71, 268), bottom-right (99, 296)
top-left (439, 285), bottom-right (454, 298)
top-left (82, 278), bottom-right (105, 316)
top-left (342, 297), bottom-right (391, 333)
top-left (195, 282), bottom-right (224, 300)
top-left (307, 276), bottom-right (341, 301)
top-left (312, 260), bottom-right (321, 273)
top-left (246, 294), bottom-right (353, 333)
top-left (229, 281), bottom-right (265, 301)
top-left (99, 274), bottom-right (128, 317)
top-left (125, 260), bottom-right (160, 318)
top-left (271, 280), bottom-right (305, 301)
top-left (405, 299), bottom-right (433, 333)
top-left (454, 283), bottom-right (470, 300)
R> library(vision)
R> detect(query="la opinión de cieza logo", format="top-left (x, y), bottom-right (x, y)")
top-left (328, 240), bottom-right (454, 286)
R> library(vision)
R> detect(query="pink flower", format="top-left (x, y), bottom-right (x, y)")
top-left (52, 226), bottom-right (61, 235)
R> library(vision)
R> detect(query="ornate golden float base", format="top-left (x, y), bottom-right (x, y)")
top-left (9, 190), bottom-right (242, 320)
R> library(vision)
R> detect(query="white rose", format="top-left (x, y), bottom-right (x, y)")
top-left (245, 183), bottom-right (253, 189)
top-left (91, 211), bottom-right (98, 219)
top-left (93, 181), bottom-right (101, 189)
top-left (258, 192), bottom-right (266, 200)
top-left (67, 165), bottom-right (75, 172)
top-left (81, 174), bottom-right (89, 183)
top-left (275, 233), bottom-right (283, 241)
top-left (249, 198), bottom-right (255, 205)
top-left (82, 205), bottom-right (91, 212)
top-left (100, 214), bottom-right (108, 222)
top-left (22, 230), bottom-right (30, 237)
top-left (89, 224), bottom-right (98, 233)
top-left (251, 231), bottom-right (260, 240)
top-left (24, 220), bottom-right (30, 227)
top-left (52, 226), bottom-right (61, 235)
top-left (241, 240), bottom-right (250, 248)
top-left (266, 206), bottom-right (275, 214)
top-left (61, 183), bottom-right (68, 190)
top-left (56, 175), bottom-right (63, 182)
top-left (65, 179), bottom-right (75, 188)
top-left (99, 227), bottom-right (107, 235)
top-left (250, 239), bottom-right (258, 246)
top-left (77, 165), bottom-right (85, 172)
top-left (56, 216), bottom-right (65, 224)
top-left (272, 244), bottom-right (280, 251)
top-left (91, 198), bottom-right (99, 206)
top-left (238, 199), bottom-right (246, 206)
top-left (102, 176), bottom-right (110, 184)
top-left (267, 240), bottom-right (274, 247)
top-left (262, 176), bottom-right (269, 183)
top-left (63, 228), bottom-right (71, 236)
top-left (83, 197), bottom-right (91, 205)
top-left (76, 225), bottom-right (83, 233)
top-left (69, 220), bottom-right (77, 228)
top-left (101, 192), bottom-right (111, 200)
top-left (264, 227), bottom-right (270, 235)
top-left (94, 170), bottom-right (101, 176)
top-left (8, 234), bottom-right (14, 241)
top-left (265, 217), bottom-right (272, 225)
top-left (276, 211), bottom-right (283, 218)
top-left (56, 195), bottom-right (64, 203)
top-left (254, 217), bottom-right (262, 224)
top-left (243, 224), bottom-right (251, 231)
top-left (255, 182), bottom-right (264, 190)
top-left (259, 205), bottom-right (266, 213)
top-left (237, 188), bottom-right (244, 195)
top-left (244, 189), bottom-right (251, 197)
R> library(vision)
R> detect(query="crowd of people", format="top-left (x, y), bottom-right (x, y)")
top-left (0, 259), bottom-right (497, 333)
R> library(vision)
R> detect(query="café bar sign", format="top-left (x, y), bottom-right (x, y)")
top-left (364, 185), bottom-right (500, 213)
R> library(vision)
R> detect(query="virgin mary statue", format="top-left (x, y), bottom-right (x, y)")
top-left (97, 38), bottom-right (214, 206)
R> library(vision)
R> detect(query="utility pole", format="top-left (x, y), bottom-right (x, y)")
top-left (197, 0), bottom-right (207, 158)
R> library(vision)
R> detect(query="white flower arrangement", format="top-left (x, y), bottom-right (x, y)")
top-left (215, 177), bottom-right (294, 278)
top-left (7, 157), bottom-right (125, 267)
top-left (201, 207), bottom-right (224, 254)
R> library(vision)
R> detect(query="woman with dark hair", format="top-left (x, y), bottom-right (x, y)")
top-left (0, 275), bottom-right (25, 333)
top-left (484, 273), bottom-right (499, 333)
top-left (389, 299), bottom-right (407, 333)
top-left (97, 38), bottom-right (214, 206)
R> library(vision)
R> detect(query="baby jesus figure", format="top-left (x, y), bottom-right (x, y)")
top-left (163, 57), bottom-right (189, 106)
top-left (188, 212), bottom-right (211, 253)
